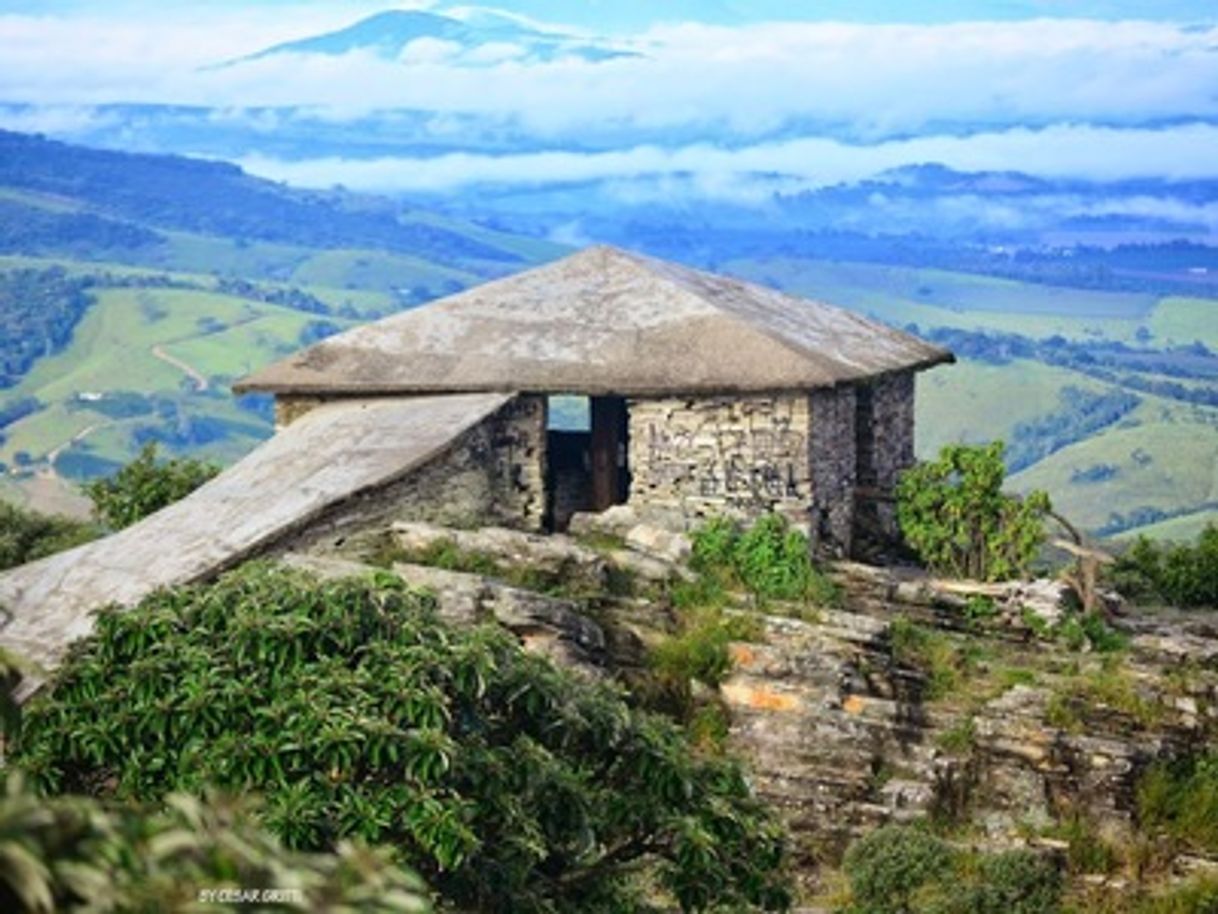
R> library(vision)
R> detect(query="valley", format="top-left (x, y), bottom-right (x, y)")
top-left (0, 130), bottom-right (1213, 545)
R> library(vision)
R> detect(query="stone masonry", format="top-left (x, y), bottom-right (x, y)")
top-left (808, 385), bottom-right (857, 557)
top-left (278, 378), bottom-right (918, 559)
top-left (274, 395), bottom-right (329, 429)
top-left (853, 371), bottom-right (916, 549)
top-left (273, 395), bottom-right (547, 555)
top-left (626, 395), bottom-right (815, 532)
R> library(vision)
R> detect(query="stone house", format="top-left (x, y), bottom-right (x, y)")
top-left (235, 245), bottom-right (953, 556)
top-left (0, 244), bottom-right (952, 678)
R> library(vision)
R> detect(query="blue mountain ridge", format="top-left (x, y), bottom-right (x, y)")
top-left (230, 8), bottom-right (636, 66)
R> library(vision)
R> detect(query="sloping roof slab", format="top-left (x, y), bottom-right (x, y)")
top-left (0, 393), bottom-right (511, 679)
top-left (235, 246), bottom-right (953, 397)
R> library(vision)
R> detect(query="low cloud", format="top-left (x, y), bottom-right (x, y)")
top-left (1, 14), bottom-right (1217, 141)
top-left (235, 124), bottom-right (1218, 193)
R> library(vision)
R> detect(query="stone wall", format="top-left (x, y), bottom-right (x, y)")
top-left (274, 395), bottom-right (329, 429)
top-left (270, 395), bottom-right (547, 554)
top-left (853, 371), bottom-right (916, 550)
top-left (808, 386), bottom-right (857, 557)
top-left (626, 395), bottom-right (814, 531)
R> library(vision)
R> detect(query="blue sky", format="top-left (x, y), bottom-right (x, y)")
top-left (2, 1), bottom-right (1215, 25)
top-left (0, 1), bottom-right (1215, 195)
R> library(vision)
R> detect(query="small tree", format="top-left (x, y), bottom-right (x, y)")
top-left (13, 565), bottom-right (793, 913)
top-left (0, 501), bottom-right (98, 570)
top-left (83, 441), bottom-right (218, 529)
top-left (896, 442), bottom-right (1051, 582)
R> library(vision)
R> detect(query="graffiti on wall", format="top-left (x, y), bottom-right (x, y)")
top-left (643, 411), bottom-right (807, 503)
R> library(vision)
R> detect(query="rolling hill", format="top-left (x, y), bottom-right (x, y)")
top-left (0, 129), bottom-right (1213, 544)
top-left (0, 131), bottom-right (566, 515)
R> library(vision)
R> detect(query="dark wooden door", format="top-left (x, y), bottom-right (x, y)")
top-left (589, 396), bottom-right (629, 511)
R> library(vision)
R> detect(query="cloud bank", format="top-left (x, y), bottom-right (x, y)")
top-left (1, 15), bottom-right (1215, 134)
top-left (235, 124), bottom-right (1218, 193)
top-left (1, 6), bottom-right (1215, 193)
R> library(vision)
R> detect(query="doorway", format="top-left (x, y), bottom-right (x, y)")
top-left (545, 395), bottom-right (630, 531)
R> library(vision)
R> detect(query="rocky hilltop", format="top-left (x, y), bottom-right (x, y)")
top-left (279, 509), bottom-right (1218, 908)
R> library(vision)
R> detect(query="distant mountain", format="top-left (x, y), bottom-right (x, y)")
top-left (0, 129), bottom-right (560, 270)
top-left (231, 9), bottom-right (638, 67)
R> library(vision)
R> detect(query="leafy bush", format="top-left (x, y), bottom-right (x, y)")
top-left (1137, 753), bottom-right (1218, 855)
top-left (943, 850), bottom-right (1062, 914)
top-left (896, 442), bottom-right (1052, 582)
top-left (1130, 875), bottom-right (1218, 914)
top-left (841, 825), bottom-right (1063, 914)
top-left (651, 606), bottom-right (764, 689)
top-left (82, 441), bottom-right (219, 529)
top-left (689, 513), bottom-right (839, 606)
top-left (0, 776), bottom-right (430, 914)
top-left (0, 500), bottom-right (98, 570)
top-left (1055, 612), bottom-right (1129, 654)
top-left (842, 825), bottom-right (953, 913)
top-left (12, 565), bottom-right (792, 913)
top-left (1107, 526), bottom-right (1218, 608)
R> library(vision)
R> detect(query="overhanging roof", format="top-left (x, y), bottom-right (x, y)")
top-left (235, 245), bottom-right (954, 397)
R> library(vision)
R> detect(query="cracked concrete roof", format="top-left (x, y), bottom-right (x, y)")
top-left (235, 246), bottom-right (953, 397)
top-left (0, 393), bottom-right (510, 680)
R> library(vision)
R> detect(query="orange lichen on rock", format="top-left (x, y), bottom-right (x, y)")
top-left (721, 682), bottom-right (802, 713)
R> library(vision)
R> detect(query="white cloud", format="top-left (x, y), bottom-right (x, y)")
top-left (0, 14), bottom-right (1216, 139)
top-left (234, 124), bottom-right (1218, 192)
top-left (0, 104), bottom-right (117, 136)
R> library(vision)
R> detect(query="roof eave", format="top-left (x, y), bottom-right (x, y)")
top-left (231, 349), bottom-right (955, 399)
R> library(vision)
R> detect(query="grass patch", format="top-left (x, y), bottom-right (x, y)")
top-left (651, 606), bottom-right (764, 690)
top-left (1137, 753), bottom-right (1218, 855)
top-left (1046, 660), bottom-right (1165, 732)
top-left (377, 536), bottom-right (631, 600)
top-left (888, 616), bottom-right (984, 701)
top-left (935, 716), bottom-right (977, 755)
top-left (1043, 817), bottom-right (1124, 876)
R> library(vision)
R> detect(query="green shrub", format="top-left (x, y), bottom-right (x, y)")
top-left (83, 441), bottom-right (219, 529)
top-left (842, 825), bottom-right (954, 914)
top-left (652, 606), bottom-right (763, 689)
top-left (0, 776), bottom-right (430, 914)
top-left (841, 826), bottom-right (1064, 914)
top-left (1137, 753), bottom-right (1218, 855)
top-left (0, 500), bottom-right (98, 570)
top-left (896, 442), bottom-right (1051, 582)
top-left (943, 850), bottom-right (1062, 914)
top-left (1047, 662), bottom-right (1164, 733)
top-left (1044, 816), bottom-right (1122, 876)
top-left (690, 515), bottom-right (740, 574)
top-left (1132, 875), bottom-right (1218, 914)
top-left (689, 513), bottom-right (839, 606)
top-left (12, 564), bottom-right (792, 913)
top-left (1108, 527), bottom-right (1218, 609)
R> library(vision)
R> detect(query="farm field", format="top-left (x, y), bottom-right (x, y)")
top-left (0, 271), bottom-right (358, 513)
top-left (1, 244), bottom-right (1215, 543)
top-left (727, 256), bottom-right (1164, 343)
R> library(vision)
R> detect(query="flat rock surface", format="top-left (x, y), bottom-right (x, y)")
top-left (0, 393), bottom-right (511, 676)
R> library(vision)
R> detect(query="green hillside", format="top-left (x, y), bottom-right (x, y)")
top-left (728, 256), bottom-right (1161, 343)
top-left (0, 130), bottom-right (1213, 543)
top-left (0, 265), bottom-right (348, 513)
top-left (0, 131), bottom-right (570, 516)
top-left (729, 254), bottom-right (1218, 543)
